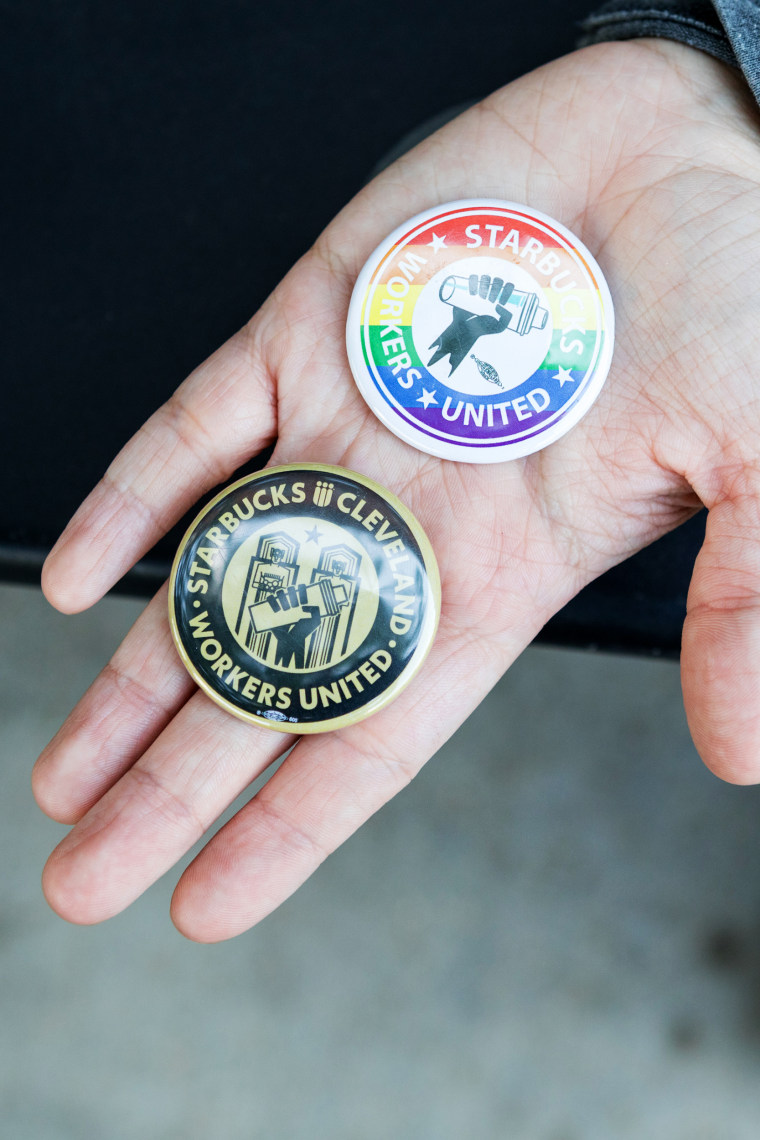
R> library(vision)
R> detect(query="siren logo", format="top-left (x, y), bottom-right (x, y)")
top-left (220, 517), bottom-right (379, 673)
top-left (411, 257), bottom-right (553, 399)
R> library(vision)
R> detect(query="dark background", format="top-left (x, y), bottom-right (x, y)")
top-left (2, 0), bottom-right (704, 652)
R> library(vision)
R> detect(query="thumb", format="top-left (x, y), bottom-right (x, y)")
top-left (682, 481), bottom-right (760, 784)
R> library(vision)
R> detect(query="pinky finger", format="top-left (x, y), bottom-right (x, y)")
top-left (169, 629), bottom-right (520, 942)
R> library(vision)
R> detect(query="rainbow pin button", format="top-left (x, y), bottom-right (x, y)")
top-left (346, 200), bottom-right (615, 462)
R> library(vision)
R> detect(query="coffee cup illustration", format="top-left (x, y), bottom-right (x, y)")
top-left (438, 275), bottom-right (548, 335)
top-left (427, 273), bottom-right (549, 376)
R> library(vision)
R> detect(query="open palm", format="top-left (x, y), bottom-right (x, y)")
top-left (35, 40), bottom-right (760, 940)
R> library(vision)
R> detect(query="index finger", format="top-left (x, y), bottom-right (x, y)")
top-left (42, 322), bottom-right (278, 614)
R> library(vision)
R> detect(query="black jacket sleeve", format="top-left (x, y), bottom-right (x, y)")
top-left (578, 0), bottom-right (760, 105)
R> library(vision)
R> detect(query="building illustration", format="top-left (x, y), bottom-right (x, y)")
top-left (303, 544), bottom-right (361, 669)
top-left (230, 531), bottom-right (362, 671)
top-left (232, 531), bottom-right (300, 663)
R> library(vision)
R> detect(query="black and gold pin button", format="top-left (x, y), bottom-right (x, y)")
top-left (169, 464), bottom-right (440, 733)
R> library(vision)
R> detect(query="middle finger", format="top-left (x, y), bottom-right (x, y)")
top-left (41, 692), bottom-right (294, 925)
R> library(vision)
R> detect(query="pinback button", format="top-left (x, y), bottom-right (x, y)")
top-left (346, 199), bottom-right (615, 462)
top-left (169, 464), bottom-right (440, 733)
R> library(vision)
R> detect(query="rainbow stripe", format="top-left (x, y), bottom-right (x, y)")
top-left (359, 206), bottom-right (609, 448)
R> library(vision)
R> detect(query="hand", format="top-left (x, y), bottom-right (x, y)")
top-left (34, 40), bottom-right (760, 940)
top-left (254, 584), bottom-right (324, 630)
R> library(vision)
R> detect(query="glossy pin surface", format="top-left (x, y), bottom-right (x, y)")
top-left (169, 465), bottom-right (440, 732)
top-left (346, 199), bottom-right (614, 462)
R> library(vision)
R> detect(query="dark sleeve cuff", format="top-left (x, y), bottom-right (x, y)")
top-left (578, 0), bottom-right (760, 105)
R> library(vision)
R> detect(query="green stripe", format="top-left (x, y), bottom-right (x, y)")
top-left (540, 331), bottom-right (599, 372)
top-left (367, 325), bottom-right (601, 374)
top-left (367, 325), bottom-right (424, 370)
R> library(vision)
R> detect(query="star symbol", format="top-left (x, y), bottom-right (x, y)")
top-left (305, 525), bottom-right (324, 545)
top-left (553, 366), bottom-right (575, 386)
top-left (427, 232), bottom-right (447, 253)
top-left (417, 388), bottom-right (438, 408)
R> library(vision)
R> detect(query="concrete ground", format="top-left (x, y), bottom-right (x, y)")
top-left (3, 580), bottom-right (760, 1139)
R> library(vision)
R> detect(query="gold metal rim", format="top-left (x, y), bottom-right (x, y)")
top-left (168, 463), bottom-right (441, 734)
